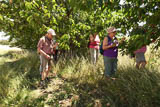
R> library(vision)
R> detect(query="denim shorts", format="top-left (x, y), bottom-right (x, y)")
top-left (135, 52), bottom-right (146, 63)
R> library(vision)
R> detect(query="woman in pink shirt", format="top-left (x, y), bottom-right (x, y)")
top-left (134, 46), bottom-right (147, 69)
top-left (89, 33), bottom-right (100, 64)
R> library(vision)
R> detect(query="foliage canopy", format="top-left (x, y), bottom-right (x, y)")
top-left (0, 0), bottom-right (159, 54)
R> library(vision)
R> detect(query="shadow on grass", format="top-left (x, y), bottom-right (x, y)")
top-left (0, 51), bottom-right (41, 102)
top-left (56, 67), bottom-right (160, 107)
top-left (1, 51), bottom-right (160, 107)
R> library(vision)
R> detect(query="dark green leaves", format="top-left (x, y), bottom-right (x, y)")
top-left (0, 0), bottom-right (159, 53)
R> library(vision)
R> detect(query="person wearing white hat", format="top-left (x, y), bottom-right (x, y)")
top-left (37, 28), bottom-right (58, 87)
top-left (47, 28), bottom-right (56, 36)
top-left (102, 27), bottom-right (119, 80)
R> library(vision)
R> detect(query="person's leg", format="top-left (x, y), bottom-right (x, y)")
top-left (103, 56), bottom-right (112, 77)
top-left (93, 48), bottom-right (97, 64)
top-left (90, 48), bottom-right (94, 64)
top-left (140, 52), bottom-right (146, 68)
top-left (135, 53), bottom-right (141, 69)
top-left (136, 52), bottom-right (146, 69)
top-left (111, 58), bottom-right (118, 76)
top-left (45, 66), bottom-right (50, 80)
top-left (39, 55), bottom-right (43, 76)
top-left (39, 54), bottom-right (49, 87)
top-left (136, 62), bottom-right (140, 69)
top-left (96, 49), bottom-right (99, 63)
top-left (42, 58), bottom-right (54, 85)
top-left (45, 67), bottom-right (50, 82)
top-left (141, 61), bottom-right (146, 68)
top-left (42, 67), bottom-right (48, 81)
top-left (45, 59), bottom-right (53, 79)
top-left (41, 54), bottom-right (49, 81)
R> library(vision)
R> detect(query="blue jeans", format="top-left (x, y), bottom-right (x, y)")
top-left (103, 56), bottom-right (118, 77)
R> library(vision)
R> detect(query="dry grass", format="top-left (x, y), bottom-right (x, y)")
top-left (0, 46), bottom-right (160, 107)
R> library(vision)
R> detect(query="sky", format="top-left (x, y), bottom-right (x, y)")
top-left (0, 32), bottom-right (9, 40)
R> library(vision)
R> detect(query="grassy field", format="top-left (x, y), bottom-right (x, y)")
top-left (0, 46), bottom-right (160, 107)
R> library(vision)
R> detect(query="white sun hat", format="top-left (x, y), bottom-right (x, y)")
top-left (47, 28), bottom-right (56, 36)
top-left (107, 27), bottom-right (116, 33)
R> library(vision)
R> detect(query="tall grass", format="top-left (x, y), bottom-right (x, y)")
top-left (0, 50), bottom-right (41, 106)
top-left (54, 55), bottom-right (160, 107)
top-left (0, 48), bottom-right (160, 107)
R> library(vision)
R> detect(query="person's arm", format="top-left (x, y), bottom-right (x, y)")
top-left (103, 37), bottom-right (115, 50)
top-left (95, 35), bottom-right (100, 45)
top-left (38, 48), bottom-right (50, 59)
top-left (53, 43), bottom-right (59, 49)
top-left (37, 39), bottom-right (50, 59)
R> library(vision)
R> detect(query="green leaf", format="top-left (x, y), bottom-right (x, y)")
top-left (25, 2), bottom-right (32, 10)
top-left (0, 14), bottom-right (3, 21)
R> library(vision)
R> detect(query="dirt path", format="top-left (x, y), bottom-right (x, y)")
top-left (32, 75), bottom-right (76, 107)
top-left (0, 44), bottom-right (73, 106)
top-left (0, 45), bottom-right (22, 51)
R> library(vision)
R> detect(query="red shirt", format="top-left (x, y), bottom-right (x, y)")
top-left (134, 46), bottom-right (147, 54)
top-left (89, 35), bottom-right (100, 49)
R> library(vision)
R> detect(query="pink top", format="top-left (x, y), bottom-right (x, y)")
top-left (89, 35), bottom-right (100, 49)
top-left (37, 36), bottom-right (54, 55)
top-left (134, 46), bottom-right (147, 54)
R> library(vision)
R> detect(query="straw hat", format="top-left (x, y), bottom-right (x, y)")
top-left (107, 27), bottom-right (116, 33)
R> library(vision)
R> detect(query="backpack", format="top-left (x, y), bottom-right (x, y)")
top-left (99, 42), bottom-right (104, 55)
top-left (99, 36), bottom-right (111, 55)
